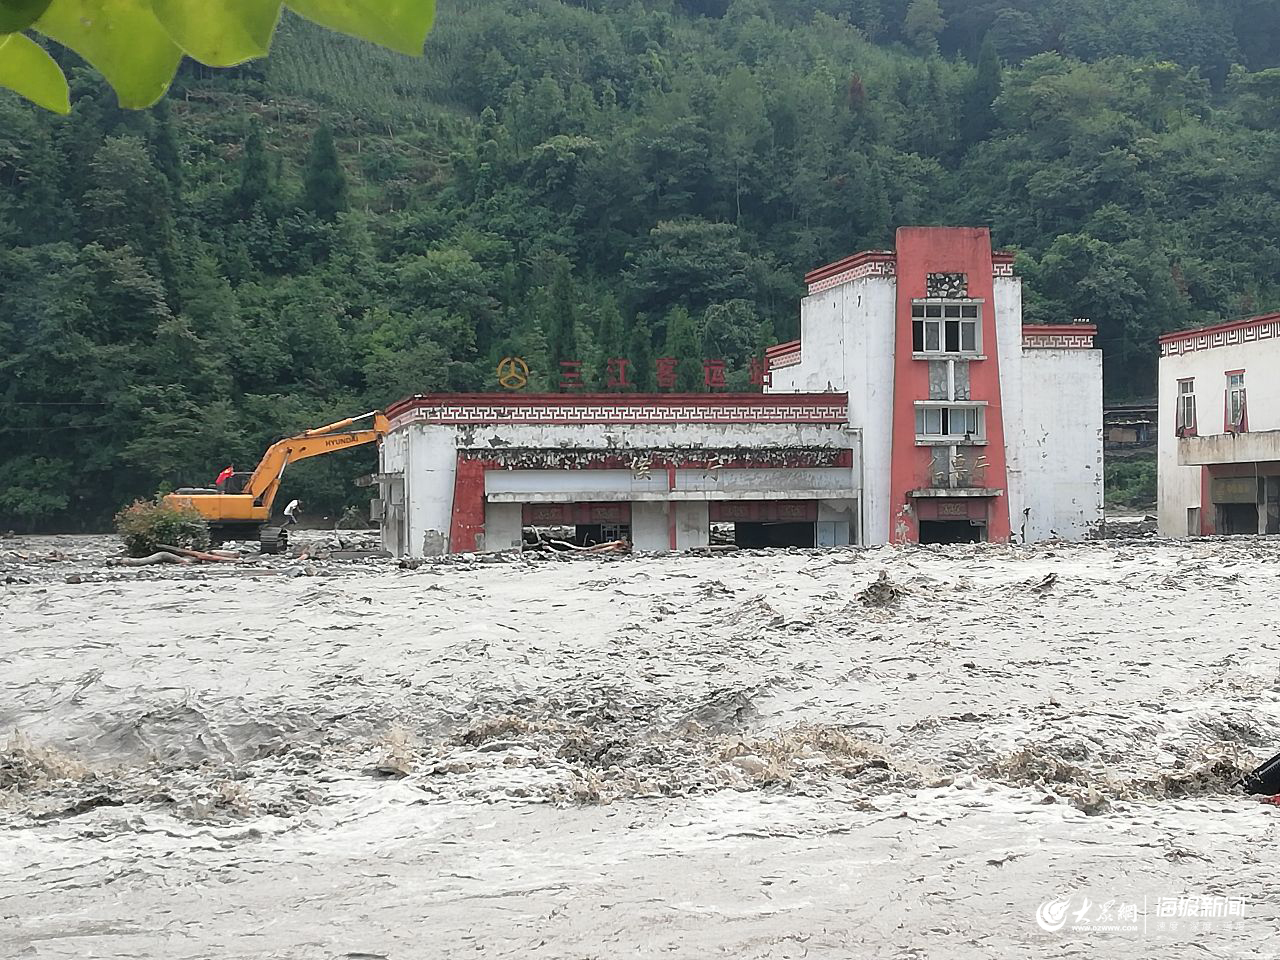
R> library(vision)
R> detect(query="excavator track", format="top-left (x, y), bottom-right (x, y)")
top-left (259, 526), bottom-right (288, 555)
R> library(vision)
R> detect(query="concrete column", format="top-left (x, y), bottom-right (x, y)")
top-left (483, 502), bottom-right (523, 552)
top-left (632, 502), bottom-right (668, 551)
top-left (675, 501), bottom-right (709, 549)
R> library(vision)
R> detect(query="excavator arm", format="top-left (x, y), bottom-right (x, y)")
top-left (245, 410), bottom-right (390, 513)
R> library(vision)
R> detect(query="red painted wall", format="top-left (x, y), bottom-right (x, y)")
top-left (449, 455), bottom-right (497, 552)
top-left (888, 227), bottom-right (1011, 542)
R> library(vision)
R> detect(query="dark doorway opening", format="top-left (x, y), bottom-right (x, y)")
top-left (1217, 503), bottom-right (1258, 535)
top-left (574, 523), bottom-right (631, 546)
top-left (733, 521), bottom-right (815, 548)
top-left (919, 520), bottom-right (983, 544)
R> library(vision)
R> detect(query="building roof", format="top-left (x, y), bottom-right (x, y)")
top-left (802, 248), bottom-right (1018, 287)
top-left (385, 392), bottom-right (850, 428)
top-left (1159, 311), bottom-right (1280, 357)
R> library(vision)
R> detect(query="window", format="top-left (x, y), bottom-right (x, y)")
top-left (915, 405), bottom-right (983, 439)
top-left (912, 302), bottom-right (980, 355)
top-left (1176, 379), bottom-right (1196, 436)
top-left (1227, 372), bottom-right (1246, 429)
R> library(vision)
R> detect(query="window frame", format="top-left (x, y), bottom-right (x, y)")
top-left (1226, 370), bottom-right (1246, 430)
top-left (1176, 378), bottom-right (1197, 436)
top-left (914, 402), bottom-right (986, 443)
top-left (911, 300), bottom-right (982, 357)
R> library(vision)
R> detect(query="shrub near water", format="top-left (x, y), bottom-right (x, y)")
top-left (115, 499), bottom-right (211, 557)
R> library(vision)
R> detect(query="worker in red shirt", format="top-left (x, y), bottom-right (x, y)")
top-left (214, 465), bottom-right (234, 489)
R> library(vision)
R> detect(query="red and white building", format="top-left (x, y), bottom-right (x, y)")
top-left (1158, 312), bottom-right (1280, 536)
top-left (376, 227), bottom-right (1103, 556)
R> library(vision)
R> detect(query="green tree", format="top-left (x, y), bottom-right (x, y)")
top-left (594, 296), bottom-right (628, 389)
top-left (303, 125), bottom-right (348, 222)
top-left (964, 34), bottom-right (1002, 144)
top-left (536, 256), bottom-right (579, 386)
top-left (663, 305), bottom-right (703, 391)
top-left (238, 116), bottom-right (272, 216)
top-left (903, 0), bottom-right (945, 53)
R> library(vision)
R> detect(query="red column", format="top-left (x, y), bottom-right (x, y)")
top-left (888, 227), bottom-right (1011, 543)
top-left (449, 455), bottom-right (497, 552)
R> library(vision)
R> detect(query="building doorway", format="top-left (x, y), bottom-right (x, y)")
top-left (919, 519), bottom-right (984, 544)
top-left (1216, 503), bottom-right (1258, 535)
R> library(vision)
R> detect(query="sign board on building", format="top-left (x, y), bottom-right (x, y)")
top-left (1210, 477), bottom-right (1258, 504)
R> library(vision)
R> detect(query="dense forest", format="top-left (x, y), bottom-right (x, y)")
top-left (3, 0), bottom-right (1280, 528)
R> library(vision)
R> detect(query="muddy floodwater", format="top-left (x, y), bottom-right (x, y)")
top-left (2, 534), bottom-right (1280, 958)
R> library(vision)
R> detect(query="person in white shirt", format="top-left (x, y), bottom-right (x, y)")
top-left (283, 499), bottom-right (300, 526)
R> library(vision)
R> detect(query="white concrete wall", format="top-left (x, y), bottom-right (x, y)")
top-left (1019, 349), bottom-right (1104, 541)
top-left (485, 467), bottom-right (857, 500)
top-left (993, 278), bottom-right (1025, 533)
top-left (676, 502), bottom-right (709, 548)
top-left (483, 502), bottom-right (524, 551)
top-left (632, 502), bottom-right (669, 551)
top-left (767, 276), bottom-right (895, 543)
top-left (406, 425), bottom-right (458, 555)
top-left (378, 430), bottom-right (409, 555)
top-left (846, 278), bottom-right (898, 545)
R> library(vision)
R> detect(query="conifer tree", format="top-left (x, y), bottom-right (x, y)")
top-left (628, 317), bottom-right (656, 391)
top-left (238, 116), bottom-right (270, 215)
top-left (964, 35), bottom-right (1003, 145)
top-left (595, 296), bottom-right (627, 389)
top-left (303, 125), bottom-right (348, 221)
top-left (663, 306), bottom-right (703, 391)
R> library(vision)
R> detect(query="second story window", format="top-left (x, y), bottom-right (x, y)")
top-left (1176, 379), bottom-right (1197, 436)
top-left (912, 301), bottom-right (980, 355)
top-left (916, 405), bottom-right (983, 440)
top-left (1227, 371), bottom-right (1246, 430)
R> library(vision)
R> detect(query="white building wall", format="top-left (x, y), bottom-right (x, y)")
top-left (1155, 340), bottom-right (1280, 535)
top-left (767, 276), bottom-right (895, 543)
top-left (406, 425), bottom-right (458, 556)
top-left (1019, 349), bottom-right (1104, 540)
top-left (632, 503), bottom-right (669, 551)
top-left (993, 278), bottom-right (1025, 535)
top-left (483, 502), bottom-right (523, 551)
top-left (378, 429), bottom-right (409, 555)
top-left (676, 502), bottom-right (709, 548)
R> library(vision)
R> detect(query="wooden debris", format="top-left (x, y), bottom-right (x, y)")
top-left (108, 552), bottom-right (191, 567)
top-left (156, 544), bottom-right (240, 563)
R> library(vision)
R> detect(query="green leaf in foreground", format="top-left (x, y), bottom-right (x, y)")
top-left (0, 0), bottom-right (52, 33)
top-left (150, 0), bottom-right (283, 66)
top-left (35, 0), bottom-right (182, 108)
top-left (0, 31), bottom-right (69, 113)
top-left (286, 0), bottom-right (435, 57)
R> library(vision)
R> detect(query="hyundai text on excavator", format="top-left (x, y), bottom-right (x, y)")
top-left (164, 410), bottom-right (390, 554)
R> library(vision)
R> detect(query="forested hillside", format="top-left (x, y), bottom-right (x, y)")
top-left (3, 0), bottom-right (1280, 528)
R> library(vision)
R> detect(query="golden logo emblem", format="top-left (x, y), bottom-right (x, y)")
top-left (497, 356), bottom-right (529, 390)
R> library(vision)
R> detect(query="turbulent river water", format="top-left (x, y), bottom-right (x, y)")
top-left (2, 534), bottom-right (1278, 958)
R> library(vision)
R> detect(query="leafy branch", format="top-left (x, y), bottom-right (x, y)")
top-left (0, 0), bottom-right (436, 114)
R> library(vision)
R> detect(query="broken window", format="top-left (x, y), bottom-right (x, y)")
top-left (1227, 372), bottom-right (1246, 430)
top-left (1176, 379), bottom-right (1196, 436)
top-left (912, 302), bottom-right (980, 355)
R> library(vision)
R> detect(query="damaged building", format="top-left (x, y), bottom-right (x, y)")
top-left (1158, 312), bottom-right (1280, 536)
top-left (376, 227), bottom-right (1103, 556)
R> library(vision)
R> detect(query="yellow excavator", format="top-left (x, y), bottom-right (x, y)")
top-left (164, 410), bottom-right (390, 554)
